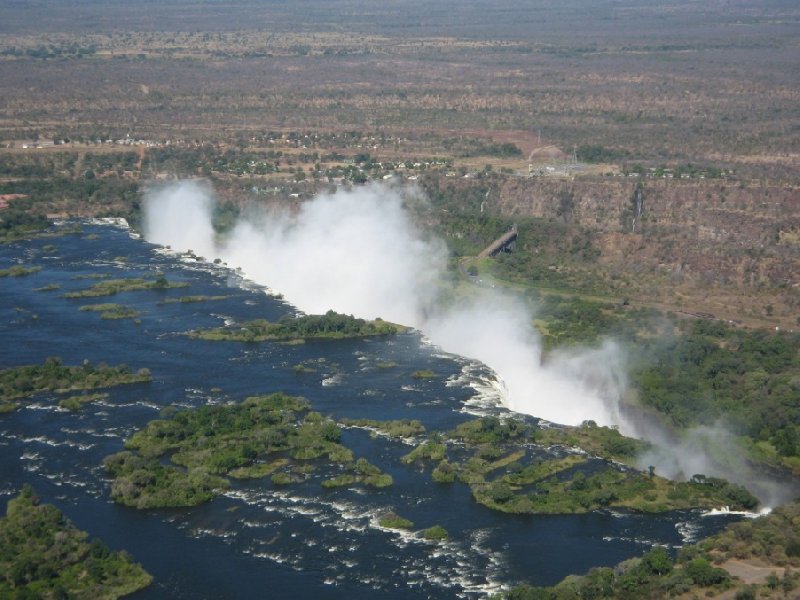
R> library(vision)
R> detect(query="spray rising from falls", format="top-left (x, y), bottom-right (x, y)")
top-left (144, 180), bottom-right (627, 429)
top-left (143, 181), bottom-right (794, 504)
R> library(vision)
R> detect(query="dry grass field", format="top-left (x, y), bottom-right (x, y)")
top-left (0, 0), bottom-right (798, 327)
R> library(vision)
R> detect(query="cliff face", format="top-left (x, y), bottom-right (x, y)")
top-left (443, 175), bottom-right (800, 326)
top-left (497, 178), bottom-right (798, 245)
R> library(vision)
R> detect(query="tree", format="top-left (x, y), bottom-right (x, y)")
top-left (641, 546), bottom-right (673, 576)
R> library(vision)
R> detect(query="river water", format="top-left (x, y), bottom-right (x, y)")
top-left (0, 221), bottom-right (739, 598)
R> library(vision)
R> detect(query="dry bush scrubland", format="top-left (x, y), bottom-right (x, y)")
top-left (0, 0), bottom-right (797, 327)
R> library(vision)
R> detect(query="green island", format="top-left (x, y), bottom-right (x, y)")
top-left (0, 358), bottom-right (151, 412)
top-left (503, 499), bottom-right (800, 600)
top-left (79, 303), bottom-right (141, 320)
top-left (188, 309), bottom-right (403, 342)
top-left (399, 417), bottom-right (758, 515)
top-left (63, 276), bottom-right (188, 298)
top-left (378, 511), bottom-right (414, 530)
top-left (0, 485), bottom-right (152, 599)
top-left (536, 421), bottom-right (649, 465)
top-left (411, 369), bottom-right (437, 379)
top-left (33, 283), bottom-right (61, 292)
top-left (423, 525), bottom-right (449, 541)
top-left (376, 511), bottom-right (448, 542)
top-left (58, 392), bottom-right (109, 411)
top-left (0, 265), bottom-right (41, 278)
top-left (103, 392), bottom-right (393, 509)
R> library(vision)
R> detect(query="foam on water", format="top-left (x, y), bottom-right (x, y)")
top-left (0, 219), bottom-right (751, 599)
top-left (219, 486), bottom-right (509, 597)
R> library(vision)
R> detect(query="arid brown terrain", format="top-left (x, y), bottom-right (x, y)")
top-left (0, 0), bottom-right (798, 327)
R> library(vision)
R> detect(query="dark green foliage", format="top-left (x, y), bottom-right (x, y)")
top-left (684, 557), bottom-right (728, 586)
top-left (401, 437), bottom-right (447, 464)
top-left (0, 177), bottom-right (140, 225)
top-left (79, 303), bottom-right (141, 320)
top-left (0, 206), bottom-right (51, 241)
top-left (422, 525), bottom-right (449, 541)
top-left (378, 512), bottom-right (414, 530)
top-left (688, 475), bottom-right (759, 510)
top-left (105, 392), bottom-right (392, 508)
top-left (64, 276), bottom-right (188, 298)
top-left (632, 321), bottom-right (800, 459)
top-left (537, 421), bottom-right (649, 463)
top-left (575, 144), bottom-right (628, 163)
top-left (190, 310), bottom-right (400, 342)
top-left (534, 296), bottom-right (625, 349)
top-left (0, 486), bottom-right (151, 598)
top-left (488, 219), bottom-right (602, 289)
top-left (431, 459), bottom-right (457, 483)
top-left (400, 417), bottom-right (756, 516)
top-left (0, 358), bottom-right (151, 409)
top-left (641, 546), bottom-right (673, 576)
top-left (103, 451), bottom-right (228, 508)
top-left (57, 392), bottom-right (107, 411)
top-left (449, 417), bottom-right (531, 444)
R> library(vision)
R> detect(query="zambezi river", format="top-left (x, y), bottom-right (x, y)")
top-left (0, 221), bottom-right (740, 598)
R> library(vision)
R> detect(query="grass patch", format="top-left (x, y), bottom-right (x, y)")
top-left (57, 392), bottom-right (108, 411)
top-left (0, 265), bottom-right (41, 278)
top-left (379, 511), bottom-right (414, 530)
top-left (64, 276), bottom-right (188, 298)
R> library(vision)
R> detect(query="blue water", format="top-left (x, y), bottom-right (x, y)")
top-left (0, 221), bottom-right (739, 598)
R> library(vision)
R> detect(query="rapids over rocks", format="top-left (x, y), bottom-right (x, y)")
top-left (0, 221), bottom-right (741, 598)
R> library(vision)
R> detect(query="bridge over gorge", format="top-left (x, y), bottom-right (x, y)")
top-left (478, 225), bottom-right (518, 258)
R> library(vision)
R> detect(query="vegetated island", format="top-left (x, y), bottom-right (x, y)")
top-left (503, 499), bottom-right (800, 600)
top-left (79, 303), bottom-right (141, 320)
top-left (399, 416), bottom-right (759, 514)
top-left (63, 275), bottom-right (188, 298)
top-left (376, 510), bottom-right (449, 542)
top-left (0, 265), bottom-right (41, 278)
top-left (103, 392), bottom-right (392, 509)
top-left (0, 357), bottom-right (151, 412)
top-left (187, 309), bottom-right (405, 343)
top-left (0, 485), bottom-right (152, 599)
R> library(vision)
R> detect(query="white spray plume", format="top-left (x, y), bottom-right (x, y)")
top-left (219, 184), bottom-right (445, 325)
top-left (142, 180), bottom-right (793, 504)
top-left (144, 181), bottom-right (800, 502)
top-left (637, 423), bottom-right (794, 507)
top-left (140, 180), bottom-right (632, 428)
top-left (143, 180), bottom-right (216, 258)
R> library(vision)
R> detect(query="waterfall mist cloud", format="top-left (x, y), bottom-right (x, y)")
top-left (143, 180), bottom-right (216, 258)
top-left (141, 180), bottom-right (789, 504)
top-left (637, 423), bottom-right (795, 508)
top-left (142, 180), bottom-right (627, 429)
top-left (220, 184), bottom-right (445, 325)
